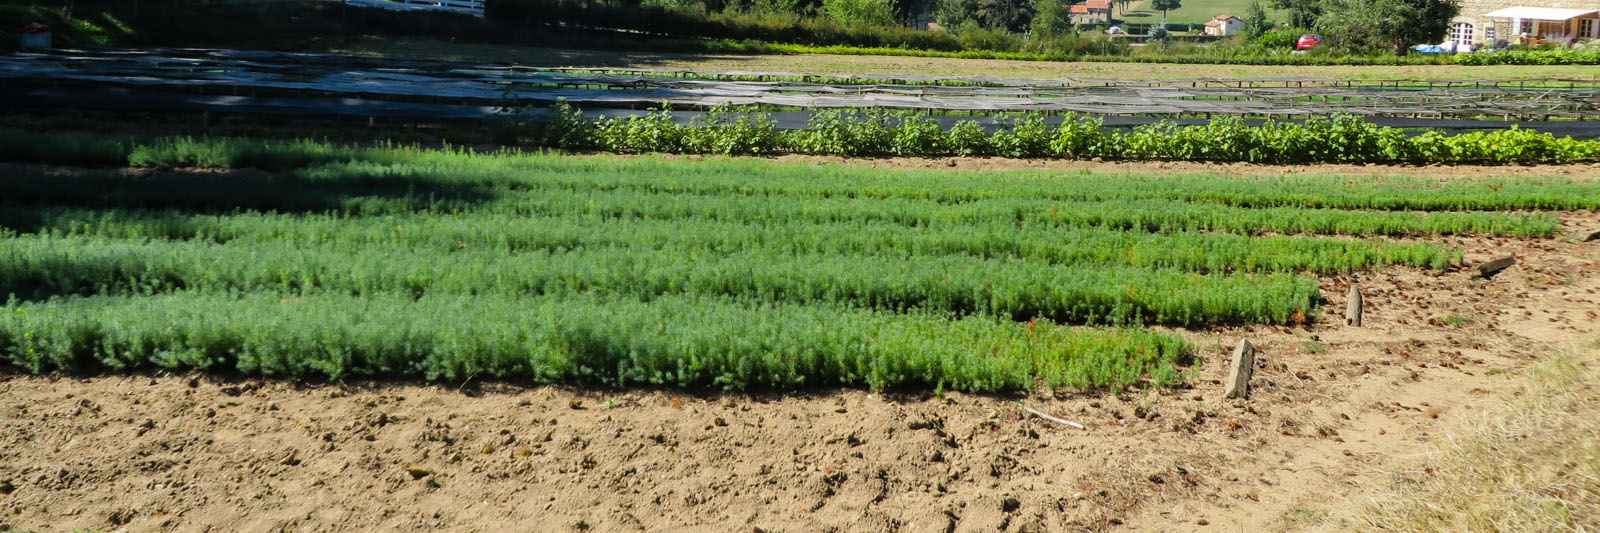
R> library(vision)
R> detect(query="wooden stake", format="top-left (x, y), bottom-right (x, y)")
top-left (1475, 256), bottom-right (1516, 280)
top-left (1345, 285), bottom-right (1363, 327)
top-left (1224, 339), bottom-right (1255, 399)
top-left (1023, 406), bottom-right (1086, 430)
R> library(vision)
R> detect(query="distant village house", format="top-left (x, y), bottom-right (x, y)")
top-left (1202, 14), bottom-right (1243, 36)
top-left (1069, 0), bottom-right (1112, 25)
top-left (1448, 0), bottom-right (1599, 46)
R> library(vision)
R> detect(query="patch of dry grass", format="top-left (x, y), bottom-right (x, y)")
top-left (1352, 341), bottom-right (1600, 532)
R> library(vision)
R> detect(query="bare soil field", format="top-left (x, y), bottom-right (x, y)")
top-left (1, 192), bottom-right (1595, 531)
top-left (337, 38), bottom-right (1600, 81)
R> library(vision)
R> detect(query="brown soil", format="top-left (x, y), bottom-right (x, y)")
top-left (1, 201), bottom-right (1597, 533)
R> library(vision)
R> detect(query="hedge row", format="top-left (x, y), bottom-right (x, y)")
top-left (538, 105), bottom-right (1600, 164)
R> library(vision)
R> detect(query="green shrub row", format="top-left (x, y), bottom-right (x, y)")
top-left (545, 106), bottom-right (1600, 164)
top-left (1451, 49), bottom-right (1600, 66)
top-left (0, 291), bottom-right (1189, 392)
top-left (5, 110), bottom-right (1593, 166)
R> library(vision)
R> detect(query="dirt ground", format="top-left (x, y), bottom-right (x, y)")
top-left (1, 190), bottom-right (1597, 532)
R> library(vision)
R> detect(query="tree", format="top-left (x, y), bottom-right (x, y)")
top-left (893, 0), bottom-right (939, 25)
top-left (1268, 0), bottom-right (1320, 29)
top-left (935, 0), bottom-right (980, 28)
top-left (1242, 0), bottom-right (1273, 38)
top-left (1316, 0), bottom-right (1458, 54)
top-left (823, 0), bottom-right (898, 26)
top-left (975, 0), bottom-right (1032, 32)
top-left (1149, 0), bottom-right (1180, 24)
top-left (1148, 23), bottom-right (1170, 42)
top-left (1029, 0), bottom-right (1072, 36)
top-left (1113, 0), bottom-right (1133, 19)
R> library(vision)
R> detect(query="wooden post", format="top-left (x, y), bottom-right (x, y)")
top-left (1475, 256), bottom-right (1516, 279)
top-left (1345, 285), bottom-right (1362, 326)
top-left (1224, 339), bottom-right (1255, 399)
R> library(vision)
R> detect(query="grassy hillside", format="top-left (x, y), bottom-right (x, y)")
top-left (1121, 0), bottom-right (1285, 28)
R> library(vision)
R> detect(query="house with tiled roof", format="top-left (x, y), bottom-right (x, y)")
top-left (1202, 14), bottom-right (1243, 36)
top-left (1069, 0), bottom-right (1111, 25)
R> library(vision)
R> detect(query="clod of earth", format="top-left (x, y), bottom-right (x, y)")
top-left (1001, 497), bottom-right (1021, 513)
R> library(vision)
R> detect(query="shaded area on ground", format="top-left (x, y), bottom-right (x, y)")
top-left (8, 87), bottom-right (1600, 138)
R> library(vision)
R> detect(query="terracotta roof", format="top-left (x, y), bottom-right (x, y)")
top-left (1085, 0), bottom-right (1110, 9)
top-left (1214, 14), bottom-right (1236, 20)
top-left (1069, 5), bottom-right (1089, 13)
top-left (1204, 19), bottom-right (1222, 27)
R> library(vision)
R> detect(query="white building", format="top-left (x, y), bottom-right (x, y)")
top-left (1448, 1), bottom-right (1600, 46)
top-left (1202, 14), bottom-right (1243, 37)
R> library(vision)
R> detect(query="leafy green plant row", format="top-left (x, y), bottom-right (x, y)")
top-left (7, 108), bottom-right (1598, 168)
top-left (0, 291), bottom-right (1190, 392)
top-left (550, 107), bottom-right (1600, 164)
top-left (1450, 49), bottom-right (1600, 66)
top-left (0, 235), bottom-right (1322, 327)
top-left (10, 207), bottom-right (1462, 273)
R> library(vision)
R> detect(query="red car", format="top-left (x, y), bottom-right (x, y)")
top-left (1296, 34), bottom-right (1322, 50)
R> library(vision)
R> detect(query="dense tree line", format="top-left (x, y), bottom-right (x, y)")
top-left (506, 0), bottom-right (1463, 56)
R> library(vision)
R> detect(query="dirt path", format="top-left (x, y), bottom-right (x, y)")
top-left (1124, 214), bottom-right (1600, 531)
top-left (0, 219), bottom-right (1596, 532)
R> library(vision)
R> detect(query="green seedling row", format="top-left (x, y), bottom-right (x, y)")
top-left (11, 208), bottom-right (1460, 273)
top-left (0, 292), bottom-right (1190, 392)
top-left (0, 235), bottom-right (1322, 327)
